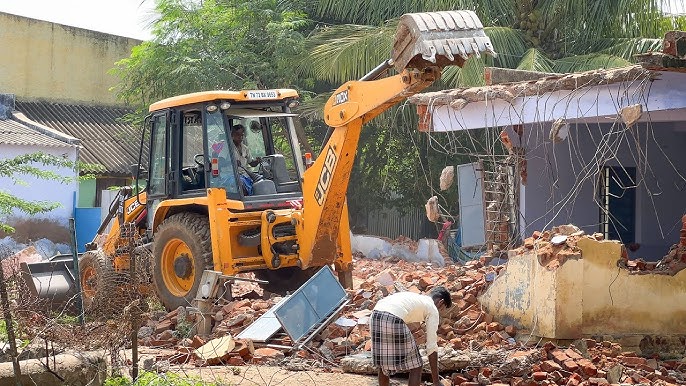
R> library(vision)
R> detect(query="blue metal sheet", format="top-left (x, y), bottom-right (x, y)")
top-left (273, 266), bottom-right (347, 343)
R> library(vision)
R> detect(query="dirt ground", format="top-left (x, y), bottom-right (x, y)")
top-left (173, 365), bottom-right (380, 386)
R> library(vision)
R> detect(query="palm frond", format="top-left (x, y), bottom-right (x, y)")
top-left (484, 26), bottom-right (530, 69)
top-left (296, 92), bottom-right (330, 121)
top-left (441, 56), bottom-right (487, 88)
top-left (299, 24), bottom-right (395, 84)
top-left (553, 54), bottom-right (631, 74)
top-left (314, 0), bottom-right (516, 26)
top-left (596, 37), bottom-right (663, 60)
top-left (517, 48), bottom-right (554, 72)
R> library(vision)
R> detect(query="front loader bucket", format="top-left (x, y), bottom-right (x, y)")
top-left (392, 10), bottom-right (496, 72)
top-left (20, 254), bottom-right (77, 306)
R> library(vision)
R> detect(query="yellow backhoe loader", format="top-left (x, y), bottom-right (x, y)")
top-left (23, 10), bottom-right (495, 311)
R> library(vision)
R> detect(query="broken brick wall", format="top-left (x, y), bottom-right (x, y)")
top-left (480, 237), bottom-right (686, 341)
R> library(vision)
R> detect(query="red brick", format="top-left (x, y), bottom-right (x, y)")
top-left (566, 372), bottom-right (582, 386)
top-left (505, 325), bottom-right (517, 336)
top-left (577, 358), bottom-right (598, 376)
top-left (191, 335), bottom-right (206, 349)
top-left (418, 275), bottom-right (434, 290)
top-left (532, 371), bottom-right (548, 381)
top-left (562, 360), bottom-right (579, 372)
top-left (227, 355), bottom-right (245, 366)
top-left (463, 293), bottom-right (477, 304)
top-left (486, 322), bottom-right (503, 332)
top-left (451, 374), bottom-right (469, 384)
top-left (620, 356), bottom-right (647, 367)
top-left (154, 320), bottom-right (173, 334)
top-left (254, 347), bottom-right (284, 359)
top-left (588, 378), bottom-right (609, 385)
top-left (550, 349), bottom-right (570, 364)
top-left (541, 360), bottom-right (562, 372)
top-left (564, 348), bottom-right (583, 360)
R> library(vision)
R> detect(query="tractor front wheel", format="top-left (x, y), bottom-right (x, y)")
top-left (152, 213), bottom-right (214, 311)
top-left (79, 250), bottom-right (115, 313)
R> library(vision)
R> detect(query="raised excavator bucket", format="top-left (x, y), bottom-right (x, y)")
top-left (392, 10), bottom-right (496, 72)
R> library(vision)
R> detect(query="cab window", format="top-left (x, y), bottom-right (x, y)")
top-left (179, 111), bottom-right (205, 191)
top-left (206, 110), bottom-right (239, 193)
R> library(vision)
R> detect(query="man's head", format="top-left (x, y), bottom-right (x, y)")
top-left (231, 124), bottom-right (246, 146)
top-left (429, 285), bottom-right (451, 311)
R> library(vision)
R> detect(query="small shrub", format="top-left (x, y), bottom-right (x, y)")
top-left (105, 371), bottom-right (225, 386)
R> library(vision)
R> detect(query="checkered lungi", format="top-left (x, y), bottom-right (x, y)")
top-left (369, 310), bottom-right (422, 375)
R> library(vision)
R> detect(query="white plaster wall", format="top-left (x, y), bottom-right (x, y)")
top-left (0, 144), bottom-right (79, 226)
top-left (523, 121), bottom-right (686, 260)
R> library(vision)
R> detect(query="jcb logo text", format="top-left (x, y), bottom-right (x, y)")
top-left (332, 90), bottom-right (349, 106)
top-left (314, 147), bottom-right (337, 206)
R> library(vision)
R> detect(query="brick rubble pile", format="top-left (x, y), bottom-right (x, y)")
top-left (137, 235), bottom-right (686, 385)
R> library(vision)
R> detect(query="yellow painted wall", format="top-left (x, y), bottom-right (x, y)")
top-left (479, 248), bottom-right (583, 338)
top-left (578, 237), bottom-right (686, 335)
top-left (480, 237), bottom-right (686, 339)
top-left (0, 12), bottom-right (140, 105)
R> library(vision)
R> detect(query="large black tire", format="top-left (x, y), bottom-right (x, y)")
top-left (78, 250), bottom-right (116, 314)
top-left (254, 266), bottom-right (320, 295)
top-left (152, 213), bottom-right (213, 311)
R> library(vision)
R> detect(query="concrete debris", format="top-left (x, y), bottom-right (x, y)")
top-left (440, 166), bottom-right (455, 191)
top-left (1, 246), bottom-right (41, 279)
top-left (351, 234), bottom-right (450, 266)
top-left (426, 195), bottom-right (440, 222)
top-left (620, 104), bottom-right (643, 127)
top-left (549, 118), bottom-right (569, 143)
top-left (194, 335), bottom-right (235, 365)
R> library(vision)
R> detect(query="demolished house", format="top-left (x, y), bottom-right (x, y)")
top-left (408, 31), bottom-right (686, 342)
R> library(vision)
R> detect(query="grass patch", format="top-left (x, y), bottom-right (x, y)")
top-left (105, 372), bottom-right (226, 386)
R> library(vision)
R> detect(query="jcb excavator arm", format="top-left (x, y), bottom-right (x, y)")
top-left (297, 10), bottom-right (496, 270)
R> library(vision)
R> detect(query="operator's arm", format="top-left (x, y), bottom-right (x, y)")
top-left (425, 305), bottom-right (440, 385)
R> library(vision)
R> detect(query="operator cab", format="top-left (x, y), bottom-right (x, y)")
top-left (144, 89), bottom-right (305, 211)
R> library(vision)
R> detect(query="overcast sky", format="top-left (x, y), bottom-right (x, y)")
top-left (0, 0), bottom-right (156, 40)
top-left (0, 0), bottom-right (684, 41)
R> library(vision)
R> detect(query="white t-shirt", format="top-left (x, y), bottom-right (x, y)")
top-left (232, 141), bottom-right (253, 167)
top-left (373, 292), bottom-right (440, 355)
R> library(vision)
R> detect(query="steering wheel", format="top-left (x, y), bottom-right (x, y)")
top-left (193, 154), bottom-right (205, 170)
top-left (258, 156), bottom-right (274, 180)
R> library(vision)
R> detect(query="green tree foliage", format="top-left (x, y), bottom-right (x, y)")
top-left (111, 0), bottom-right (686, 233)
top-left (0, 153), bottom-right (98, 233)
top-left (111, 0), bottom-right (311, 113)
top-left (299, 0), bottom-right (686, 224)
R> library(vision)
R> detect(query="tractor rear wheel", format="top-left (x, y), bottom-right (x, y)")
top-left (152, 213), bottom-right (214, 311)
top-left (79, 250), bottom-right (115, 314)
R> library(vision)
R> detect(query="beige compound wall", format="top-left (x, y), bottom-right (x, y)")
top-left (480, 237), bottom-right (686, 341)
top-left (0, 12), bottom-right (140, 105)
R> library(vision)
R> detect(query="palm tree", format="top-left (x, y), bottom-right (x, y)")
top-left (295, 0), bottom-right (686, 234)
top-left (303, 0), bottom-right (686, 87)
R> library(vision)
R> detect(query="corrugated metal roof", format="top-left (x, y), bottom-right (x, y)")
top-left (15, 101), bottom-right (139, 175)
top-left (0, 118), bottom-right (74, 148)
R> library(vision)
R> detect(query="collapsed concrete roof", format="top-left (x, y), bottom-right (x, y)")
top-left (409, 31), bottom-right (686, 132)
